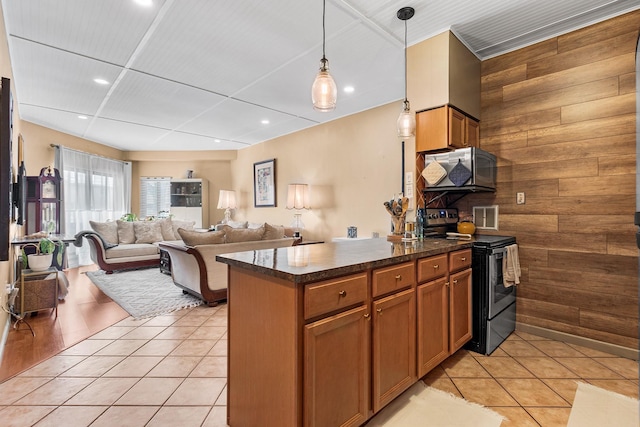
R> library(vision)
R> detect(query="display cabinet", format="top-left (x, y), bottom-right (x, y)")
top-left (25, 167), bottom-right (62, 235)
top-left (170, 178), bottom-right (208, 228)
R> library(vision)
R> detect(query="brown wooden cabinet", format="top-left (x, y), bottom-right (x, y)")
top-left (226, 244), bottom-right (472, 427)
top-left (304, 305), bottom-right (370, 427)
top-left (416, 105), bottom-right (479, 152)
top-left (372, 288), bottom-right (416, 412)
top-left (304, 263), bottom-right (416, 424)
top-left (416, 250), bottom-right (472, 378)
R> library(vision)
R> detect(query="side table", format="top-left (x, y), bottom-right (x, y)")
top-left (12, 266), bottom-right (59, 336)
top-left (18, 267), bottom-right (59, 318)
top-left (159, 248), bottom-right (172, 275)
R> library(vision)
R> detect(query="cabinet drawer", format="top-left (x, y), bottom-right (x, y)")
top-left (305, 273), bottom-right (368, 320)
top-left (372, 262), bottom-right (415, 298)
top-left (417, 254), bottom-right (448, 283)
top-left (449, 249), bottom-right (471, 272)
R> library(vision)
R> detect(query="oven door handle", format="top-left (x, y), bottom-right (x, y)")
top-left (490, 247), bottom-right (508, 256)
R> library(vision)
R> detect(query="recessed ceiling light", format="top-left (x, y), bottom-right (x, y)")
top-left (133, 0), bottom-right (153, 6)
top-left (344, 86), bottom-right (355, 93)
top-left (78, 115), bottom-right (88, 120)
top-left (93, 78), bottom-right (109, 85)
top-left (214, 139), bottom-right (221, 143)
top-left (261, 119), bottom-right (270, 125)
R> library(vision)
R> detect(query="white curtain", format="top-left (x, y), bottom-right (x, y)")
top-left (55, 146), bottom-right (132, 267)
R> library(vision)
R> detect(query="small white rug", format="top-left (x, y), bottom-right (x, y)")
top-left (87, 268), bottom-right (203, 319)
top-left (567, 382), bottom-right (639, 427)
top-left (366, 382), bottom-right (504, 427)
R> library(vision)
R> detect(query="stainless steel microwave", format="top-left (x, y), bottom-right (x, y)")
top-left (421, 147), bottom-right (496, 191)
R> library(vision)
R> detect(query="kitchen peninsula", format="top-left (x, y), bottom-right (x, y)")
top-left (217, 238), bottom-right (474, 427)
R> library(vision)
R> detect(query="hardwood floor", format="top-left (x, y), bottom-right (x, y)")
top-left (0, 265), bottom-right (128, 383)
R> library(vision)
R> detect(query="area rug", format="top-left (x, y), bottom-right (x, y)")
top-left (86, 268), bottom-right (202, 319)
top-left (367, 381), bottom-right (504, 427)
top-left (567, 382), bottom-right (639, 427)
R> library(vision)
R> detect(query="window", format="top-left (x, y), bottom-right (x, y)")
top-left (55, 146), bottom-right (132, 267)
top-left (473, 205), bottom-right (499, 230)
top-left (140, 177), bottom-right (171, 219)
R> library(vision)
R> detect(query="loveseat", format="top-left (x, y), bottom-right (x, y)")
top-left (159, 223), bottom-right (296, 306)
top-left (74, 218), bottom-right (195, 274)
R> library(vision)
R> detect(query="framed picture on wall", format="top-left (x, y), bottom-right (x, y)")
top-left (253, 159), bottom-right (276, 207)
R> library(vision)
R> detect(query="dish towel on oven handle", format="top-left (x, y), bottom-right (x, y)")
top-left (502, 244), bottom-right (521, 287)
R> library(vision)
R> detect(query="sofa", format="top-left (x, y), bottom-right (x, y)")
top-left (74, 218), bottom-right (195, 274)
top-left (159, 223), bottom-right (296, 306)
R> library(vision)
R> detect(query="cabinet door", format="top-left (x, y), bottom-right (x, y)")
top-left (449, 107), bottom-right (466, 148)
top-left (466, 117), bottom-right (479, 147)
top-left (416, 107), bottom-right (448, 152)
top-left (304, 305), bottom-right (370, 427)
top-left (449, 268), bottom-right (472, 353)
top-left (417, 277), bottom-right (449, 377)
top-left (372, 288), bottom-right (416, 413)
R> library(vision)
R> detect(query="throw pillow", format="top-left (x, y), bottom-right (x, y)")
top-left (178, 228), bottom-right (225, 246)
top-left (117, 220), bottom-right (136, 244)
top-left (225, 225), bottom-right (265, 243)
top-left (172, 219), bottom-right (196, 240)
top-left (263, 223), bottom-right (285, 240)
top-left (133, 221), bottom-right (163, 244)
top-left (89, 220), bottom-right (118, 245)
top-left (226, 220), bottom-right (248, 229)
top-left (158, 218), bottom-right (176, 241)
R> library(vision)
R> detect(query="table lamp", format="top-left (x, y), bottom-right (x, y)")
top-left (217, 190), bottom-right (237, 224)
top-left (285, 184), bottom-right (310, 238)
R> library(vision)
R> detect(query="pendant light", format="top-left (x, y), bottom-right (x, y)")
top-left (397, 6), bottom-right (415, 137)
top-left (311, 0), bottom-right (337, 112)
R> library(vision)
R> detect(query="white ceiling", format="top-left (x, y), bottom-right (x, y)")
top-left (2, 0), bottom-right (638, 151)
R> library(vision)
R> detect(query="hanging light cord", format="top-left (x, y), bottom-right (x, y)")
top-left (322, 0), bottom-right (327, 62)
top-left (403, 17), bottom-right (408, 103)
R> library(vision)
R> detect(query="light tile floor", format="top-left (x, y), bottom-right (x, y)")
top-left (0, 303), bottom-right (637, 427)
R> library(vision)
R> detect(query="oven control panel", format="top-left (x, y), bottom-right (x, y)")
top-left (424, 208), bottom-right (458, 226)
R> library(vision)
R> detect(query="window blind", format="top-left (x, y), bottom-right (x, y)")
top-left (140, 177), bottom-right (171, 219)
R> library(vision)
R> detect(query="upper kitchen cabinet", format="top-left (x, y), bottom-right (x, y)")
top-left (416, 105), bottom-right (479, 152)
top-left (407, 31), bottom-right (480, 119)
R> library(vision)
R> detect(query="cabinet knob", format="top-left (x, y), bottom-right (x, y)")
top-left (433, 264), bottom-right (439, 270)
top-left (376, 308), bottom-right (383, 315)
top-left (395, 274), bottom-right (402, 281)
top-left (364, 313), bottom-right (370, 320)
top-left (460, 257), bottom-right (467, 262)
top-left (338, 290), bottom-right (347, 297)
top-left (445, 281), bottom-right (450, 287)
top-left (453, 279), bottom-right (458, 285)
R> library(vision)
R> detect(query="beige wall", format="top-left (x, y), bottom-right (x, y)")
top-left (408, 31), bottom-right (481, 118)
top-left (230, 101), bottom-right (408, 241)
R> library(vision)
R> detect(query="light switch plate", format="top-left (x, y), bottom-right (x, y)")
top-left (516, 192), bottom-right (525, 204)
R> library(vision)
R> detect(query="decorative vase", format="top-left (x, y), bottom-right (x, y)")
top-left (27, 253), bottom-right (53, 271)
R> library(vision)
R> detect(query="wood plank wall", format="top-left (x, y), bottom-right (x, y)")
top-left (456, 10), bottom-right (639, 350)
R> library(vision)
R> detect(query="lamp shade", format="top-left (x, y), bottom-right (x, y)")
top-left (286, 184), bottom-right (310, 210)
top-left (216, 190), bottom-right (237, 209)
top-left (312, 60), bottom-right (337, 112)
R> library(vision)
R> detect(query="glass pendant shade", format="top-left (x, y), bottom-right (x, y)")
top-left (397, 6), bottom-right (415, 138)
top-left (397, 100), bottom-right (415, 137)
top-left (312, 58), bottom-right (337, 112)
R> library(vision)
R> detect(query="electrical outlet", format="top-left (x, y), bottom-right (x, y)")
top-left (516, 192), bottom-right (525, 205)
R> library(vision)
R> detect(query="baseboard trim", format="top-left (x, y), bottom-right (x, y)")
top-left (516, 322), bottom-right (639, 361)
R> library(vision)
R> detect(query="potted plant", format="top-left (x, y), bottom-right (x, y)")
top-left (22, 237), bottom-right (63, 271)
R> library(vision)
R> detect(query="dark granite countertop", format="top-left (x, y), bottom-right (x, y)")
top-left (216, 237), bottom-right (474, 284)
